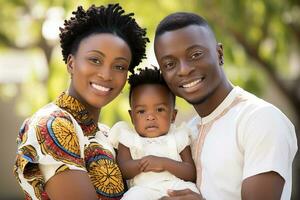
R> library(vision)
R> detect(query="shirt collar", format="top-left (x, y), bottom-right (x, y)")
top-left (54, 92), bottom-right (99, 136)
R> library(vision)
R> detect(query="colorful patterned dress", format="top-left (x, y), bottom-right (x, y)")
top-left (13, 92), bottom-right (125, 200)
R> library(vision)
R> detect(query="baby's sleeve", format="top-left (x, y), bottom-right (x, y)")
top-left (173, 122), bottom-right (192, 153)
top-left (108, 121), bottom-right (135, 149)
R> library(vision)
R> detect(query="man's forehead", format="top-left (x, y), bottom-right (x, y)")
top-left (154, 25), bottom-right (215, 58)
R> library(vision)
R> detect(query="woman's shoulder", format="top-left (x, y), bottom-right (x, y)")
top-left (27, 103), bottom-right (72, 123)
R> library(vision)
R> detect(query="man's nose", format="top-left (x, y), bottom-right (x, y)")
top-left (178, 60), bottom-right (194, 76)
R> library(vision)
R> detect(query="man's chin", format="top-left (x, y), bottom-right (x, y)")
top-left (185, 96), bottom-right (208, 105)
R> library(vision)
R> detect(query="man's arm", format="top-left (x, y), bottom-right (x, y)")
top-left (241, 171), bottom-right (284, 200)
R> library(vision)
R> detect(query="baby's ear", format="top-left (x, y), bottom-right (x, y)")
top-left (128, 110), bottom-right (133, 123)
top-left (171, 109), bottom-right (178, 123)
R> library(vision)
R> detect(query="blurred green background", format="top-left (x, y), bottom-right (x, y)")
top-left (0, 0), bottom-right (299, 199)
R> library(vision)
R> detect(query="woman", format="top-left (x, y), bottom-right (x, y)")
top-left (13, 3), bottom-right (149, 200)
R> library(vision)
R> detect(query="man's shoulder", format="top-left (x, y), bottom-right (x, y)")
top-left (236, 87), bottom-right (295, 131)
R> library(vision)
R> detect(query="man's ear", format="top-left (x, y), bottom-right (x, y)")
top-left (217, 43), bottom-right (224, 66)
top-left (171, 109), bottom-right (178, 123)
top-left (67, 54), bottom-right (74, 74)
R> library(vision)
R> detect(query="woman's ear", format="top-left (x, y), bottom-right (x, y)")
top-left (67, 54), bottom-right (74, 74)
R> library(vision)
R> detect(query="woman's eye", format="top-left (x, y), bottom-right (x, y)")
top-left (115, 65), bottom-right (127, 71)
top-left (89, 57), bottom-right (101, 64)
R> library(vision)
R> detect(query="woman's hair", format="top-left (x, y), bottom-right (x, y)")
top-left (59, 3), bottom-right (149, 73)
top-left (128, 67), bottom-right (175, 106)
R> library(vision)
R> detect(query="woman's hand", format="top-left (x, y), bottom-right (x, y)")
top-left (159, 189), bottom-right (204, 200)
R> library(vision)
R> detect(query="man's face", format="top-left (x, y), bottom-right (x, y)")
top-left (154, 25), bottom-right (224, 106)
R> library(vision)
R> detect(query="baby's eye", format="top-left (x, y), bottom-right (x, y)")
top-left (137, 110), bottom-right (145, 114)
top-left (157, 107), bottom-right (166, 112)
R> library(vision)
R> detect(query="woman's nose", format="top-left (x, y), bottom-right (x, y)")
top-left (97, 67), bottom-right (112, 81)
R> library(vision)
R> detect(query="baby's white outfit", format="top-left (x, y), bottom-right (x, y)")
top-left (109, 121), bottom-right (199, 200)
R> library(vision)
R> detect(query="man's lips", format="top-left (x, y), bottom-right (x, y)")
top-left (180, 77), bottom-right (205, 88)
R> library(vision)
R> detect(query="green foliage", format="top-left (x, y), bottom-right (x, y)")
top-left (0, 0), bottom-right (299, 126)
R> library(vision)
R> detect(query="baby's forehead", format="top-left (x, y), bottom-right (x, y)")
top-left (131, 84), bottom-right (175, 105)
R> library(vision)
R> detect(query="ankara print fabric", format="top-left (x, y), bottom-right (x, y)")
top-left (14, 92), bottom-right (125, 200)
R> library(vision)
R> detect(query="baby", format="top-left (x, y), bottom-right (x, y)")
top-left (109, 67), bottom-right (199, 199)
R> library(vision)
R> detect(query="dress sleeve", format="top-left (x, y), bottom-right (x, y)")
top-left (108, 121), bottom-right (136, 149)
top-left (238, 105), bottom-right (298, 181)
top-left (173, 122), bottom-right (192, 153)
top-left (14, 110), bottom-right (86, 186)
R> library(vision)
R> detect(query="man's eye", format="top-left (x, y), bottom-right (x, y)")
top-left (191, 51), bottom-right (203, 59)
top-left (164, 61), bottom-right (175, 69)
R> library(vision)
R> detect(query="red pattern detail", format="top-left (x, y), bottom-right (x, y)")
top-left (37, 112), bottom-right (84, 167)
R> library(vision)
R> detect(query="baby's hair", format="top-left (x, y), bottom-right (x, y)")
top-left (128, 67), bottom-right (175, 106)
top-left (59, 3), bottom-right (149, 73)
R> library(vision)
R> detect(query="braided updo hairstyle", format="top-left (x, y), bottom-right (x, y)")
top-left (59, 3), bottom-right (149, 73)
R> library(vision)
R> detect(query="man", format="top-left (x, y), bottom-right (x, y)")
top-left (154, 12), bottom-right (298, 200)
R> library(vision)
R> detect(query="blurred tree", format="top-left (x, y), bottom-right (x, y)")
top-left (0, 0), bottom-right (299, 198)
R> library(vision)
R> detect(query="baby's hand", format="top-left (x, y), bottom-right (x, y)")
top-left (139, 155), bottom-right (165, 172)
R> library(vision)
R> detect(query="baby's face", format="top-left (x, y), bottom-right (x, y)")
top-left (129, 84), bottom-right (176, 138)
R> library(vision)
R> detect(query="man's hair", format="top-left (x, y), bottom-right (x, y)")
top-left (155, 12), bottom-right (213, 38)
top-left (59, 3), bottom-right (149, 73)
top-left (128, 67), bottom-right (175, 106)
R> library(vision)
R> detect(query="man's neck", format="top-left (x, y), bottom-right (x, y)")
top-left (194, 80), bottom-right (233, 118)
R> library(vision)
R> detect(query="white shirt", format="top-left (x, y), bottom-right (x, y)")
top-left (188, 86), bottom-right (297, 200)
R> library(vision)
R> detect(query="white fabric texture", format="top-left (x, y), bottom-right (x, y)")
top-left (109, 121), bottom-right (199, 199)
top-left (188, 86), bottom-right (298, 200)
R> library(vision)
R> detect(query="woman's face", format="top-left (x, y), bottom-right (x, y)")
top-left (67, 33), bottom-right (132, 110)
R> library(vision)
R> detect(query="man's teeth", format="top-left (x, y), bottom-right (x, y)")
top-left (182, 79), bottom-right (201, 88)
top-left (91, 83), bottom-right (110, 92)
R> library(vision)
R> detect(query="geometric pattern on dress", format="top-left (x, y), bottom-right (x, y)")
top-left (17, 118), bottom-right (31, 146)
top-left (85, 142), bottom-right (125, 199)
top-left (35, 110), bottom-right (85, 168)
top-left (14, 148), bottom-right (49, 200)
top-left (55, 92), bottom-right (99, 137)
